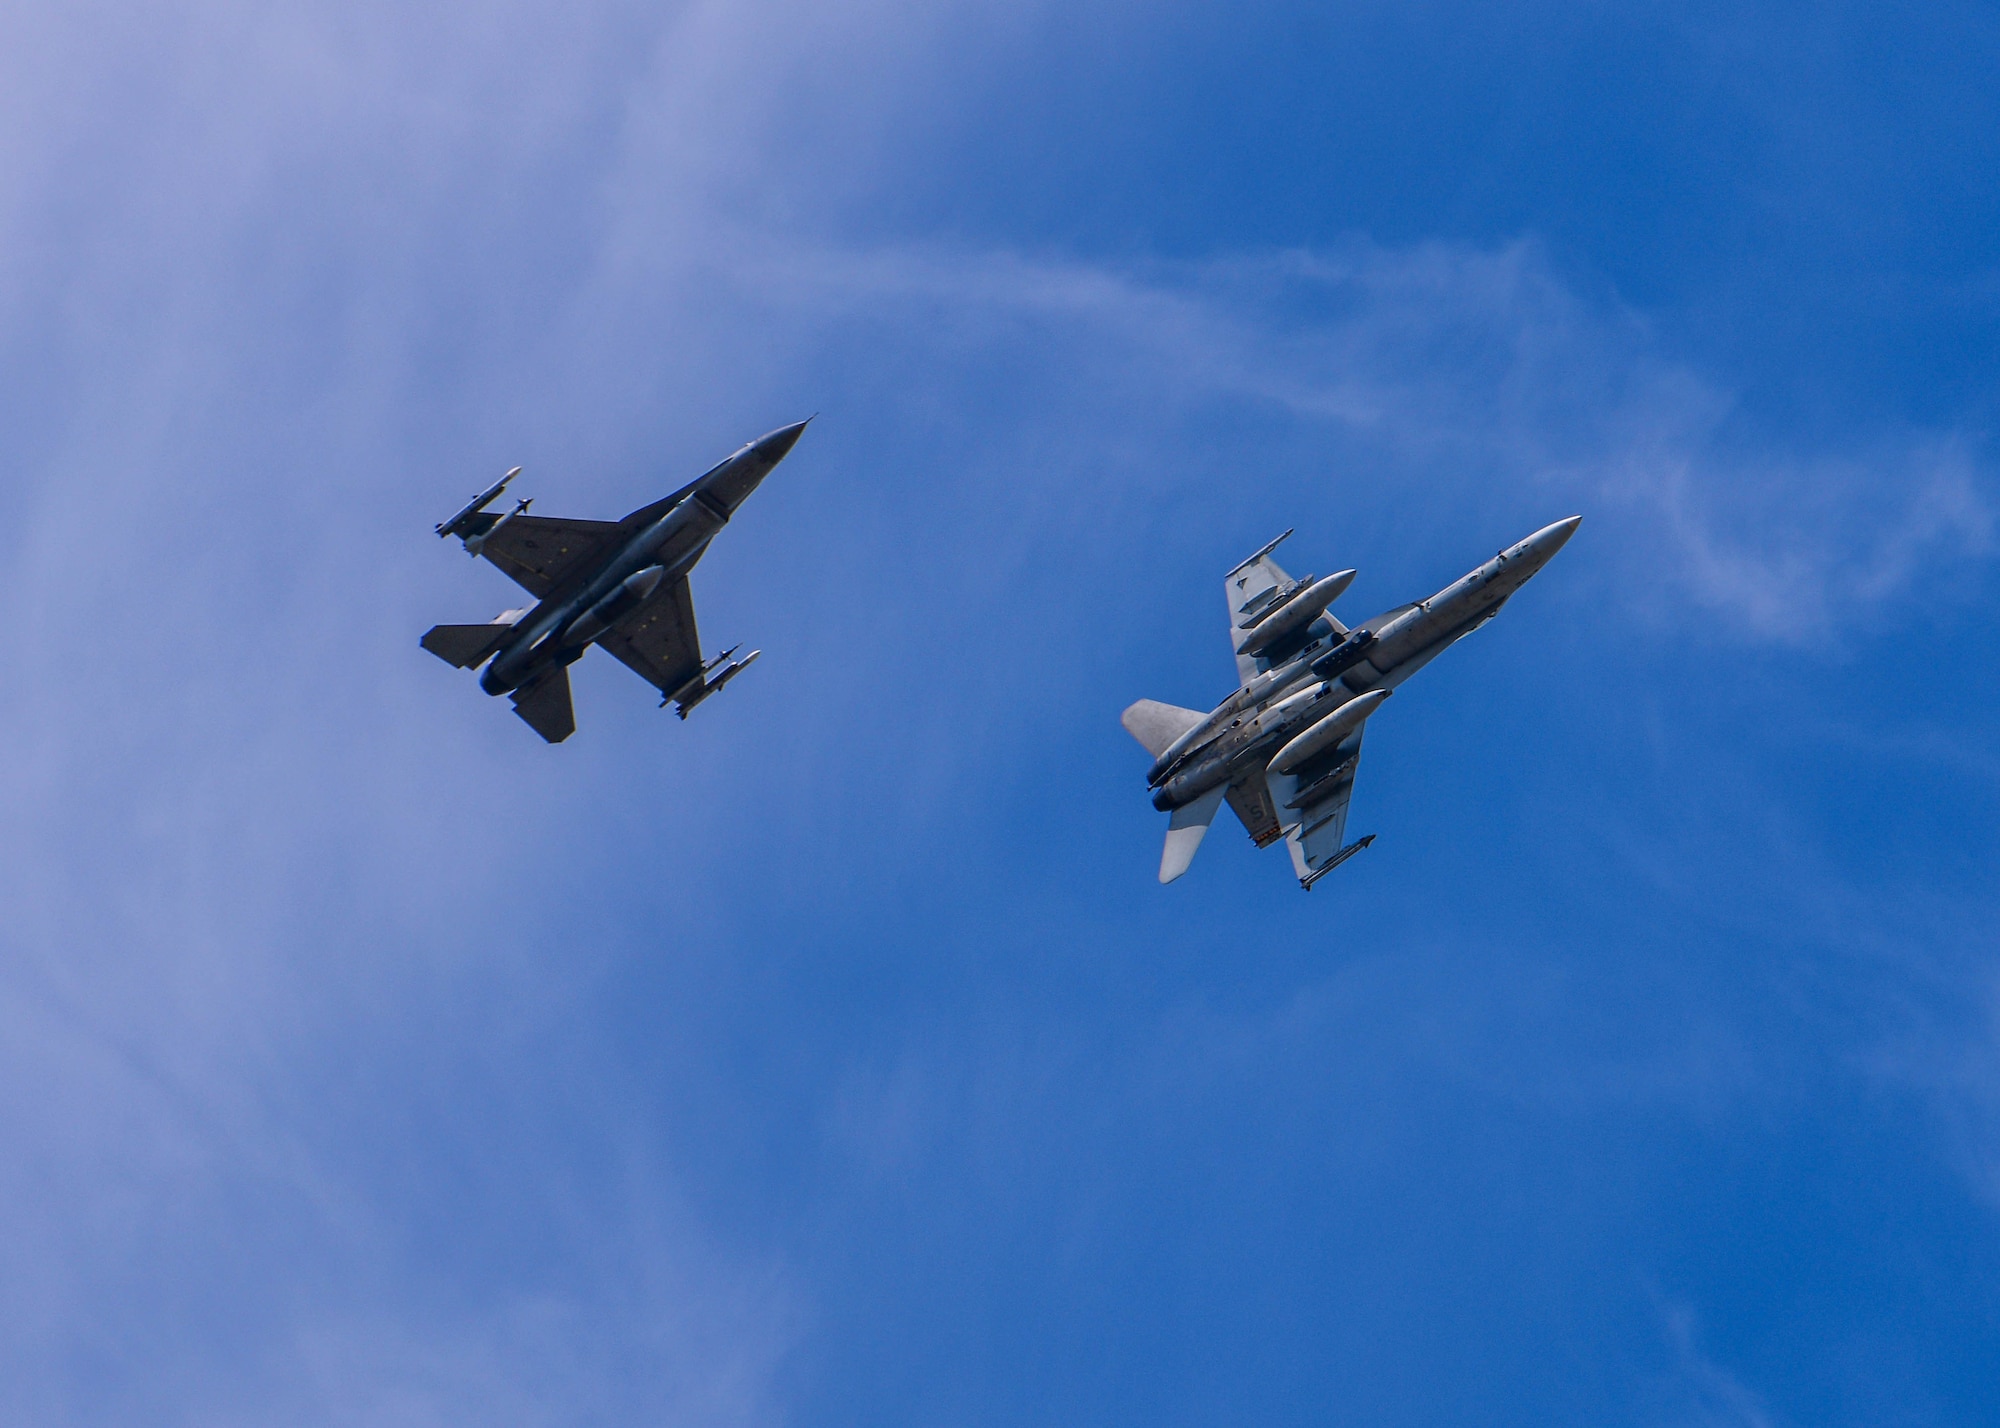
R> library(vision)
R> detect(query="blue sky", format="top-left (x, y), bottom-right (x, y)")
top-left (2, 2), bottom-right (1997, 1423)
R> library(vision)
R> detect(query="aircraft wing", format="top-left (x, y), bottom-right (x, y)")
top-left (461, 513), bottom-right (628, 599)
top-left (1225, 535), bottom-right (1296, 686)
top-left (595, 574), bottom-right (704, 698)
top-left (1271, 727), bottom-right (1365, 887)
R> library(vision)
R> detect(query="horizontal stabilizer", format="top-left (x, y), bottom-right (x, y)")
top-left (511, 668), bottom-right (575, 744)
top-left (1160, 785), bottom-right (1226, 883)
top-left (1225, 772), bottom-right (1284, 847)
top-left (1122, 699), bottom-right (1207, 759)
top-left (421, 622), bottom-right (510, 670)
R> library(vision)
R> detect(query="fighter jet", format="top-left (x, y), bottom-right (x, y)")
top-left (421, 420), bottom-right (809, 742)
top-left (1122, 515), bottom-right (1580, 888)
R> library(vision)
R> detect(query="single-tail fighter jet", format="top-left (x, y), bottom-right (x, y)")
top-left (1122, 516), bottom-right (1580, 888)
top-left (422, 420), bottom-right (809, 742)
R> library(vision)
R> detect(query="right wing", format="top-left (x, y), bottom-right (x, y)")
top-left (462, 514), bottom-right (627, 599)
top-left (595, 574), bottom-right (704, 698)
top-left (1272, 726), bottom-right (1365, 886)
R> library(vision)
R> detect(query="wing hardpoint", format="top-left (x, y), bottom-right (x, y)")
top-left (596, 575), bottom-right (703, 700)
top-left (1225, 535), bottom-right (1292, 686)
top-left (1225, 529), bottom-right (1350, 688)
top-left (1269, 727), bottom-right (1368, 888)
top-left (1224, 531), bottom-right (1371, 886)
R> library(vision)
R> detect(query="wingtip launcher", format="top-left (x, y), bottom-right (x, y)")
top-left (1300, 834), bottom-right (1374, 890)
top-left (665, 647), bottom-right (763, 719)
top-left (435, 467), bottom-right (522, 540)
top-left (1226, 528), bottom-right (1293, 579)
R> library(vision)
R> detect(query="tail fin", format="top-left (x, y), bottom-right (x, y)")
top-left (1160, 785), bottom-right (1226, 883)
top-left (1122, 699), bottom-right (1206, 758)
top-left (511, 668), bottom-right (576, 743)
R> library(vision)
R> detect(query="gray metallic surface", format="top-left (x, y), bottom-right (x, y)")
top-left (423, 419), bottom-right (809, 742)
top-left (1235, 569), bottom-right (1356, 658)
top-left (1124, 514), bottom-right (1579, 887)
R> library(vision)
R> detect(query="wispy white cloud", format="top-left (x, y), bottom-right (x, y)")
top-left (3, 0), bottom-right (1996, 1421)
top-left (1864, 974), bottom-right (2000, 1215)
top-left (1654, 1300), bottom-right (1780, 1428)
top-left (628, 232), bottom-right (1993, 644)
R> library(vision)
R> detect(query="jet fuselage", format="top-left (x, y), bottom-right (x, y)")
top-left (478, 424), bottom-right (802, 699)
top-left (481, 495), bottom-right (724, 697)
top-left (1150, 515), bottom-right (1581, 812)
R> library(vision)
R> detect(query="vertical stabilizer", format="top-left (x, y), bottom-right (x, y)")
top-left (1160, 785), bottom-right (1226, 883)
top-left (1122, 699), bottom-right (1206, 759)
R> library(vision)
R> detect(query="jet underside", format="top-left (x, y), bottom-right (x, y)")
top-left (1123, 516), bottom-right (1580, 889)
top-left (421, 420), bottom-right (807, 742)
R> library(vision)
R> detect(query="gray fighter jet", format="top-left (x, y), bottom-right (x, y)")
top-left (1122, 515), bottom-right (1580, 887)
top-left (422, 420), bottom-right (809, 742)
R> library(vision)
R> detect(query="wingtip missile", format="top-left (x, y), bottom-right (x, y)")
top-left (712, 648), bottom-right (761, 689)
top-left (668, 647), bottom-right (763, 718)
top-left (1227, 528), bottom-right (1294, 578)
top-left (436, 467), bottom-right (522, 539)
top-left (1300, 834), bottom-right (1374, 889)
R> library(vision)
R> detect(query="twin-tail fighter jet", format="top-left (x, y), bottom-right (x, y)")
top-left (1123, 516), bottom-right (1581, 888)
top-left (422, 420), bottom-right (809, 742)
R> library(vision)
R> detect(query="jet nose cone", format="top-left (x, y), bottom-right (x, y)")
top-left (751, 417), bottom-right (812, 464)
top-left (701, 419), bottom-right (813, 513)
top-left (1516, 514), bottom-right (1582, 569)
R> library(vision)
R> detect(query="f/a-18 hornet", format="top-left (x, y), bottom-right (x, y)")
top-left (422, 420), bottom-right (809, 742)
top-left (1122, 515), bottom-right (1580, 888)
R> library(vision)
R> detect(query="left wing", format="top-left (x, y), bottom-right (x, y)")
top-left (595, 575), bottom-right (704, 699)
top-left (1224, 530), bottom-right (1351, 686)
top-left (1271, 727), bottom-right (1367, 888)
top-left (462, 513), bottom-right (627, 599)
top-left (1225, 533), bottom-right (1295, 686)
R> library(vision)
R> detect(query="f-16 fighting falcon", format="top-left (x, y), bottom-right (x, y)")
top-left (1122, 515), bottom-right (1581, 888)
top-left (421, 420), bottom-right (809, 742)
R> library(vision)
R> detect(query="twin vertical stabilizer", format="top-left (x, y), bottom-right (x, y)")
top-left (1159, 786), bottom-right (1225, 883)
top-left (1121, 700), bottom-right (1219, 881)
top-left (1126, 516), bottom-right (1580, 889)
